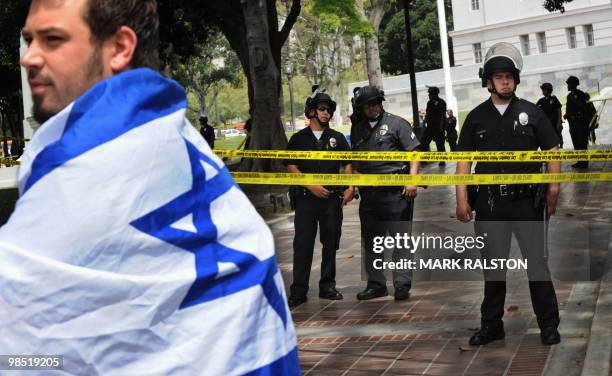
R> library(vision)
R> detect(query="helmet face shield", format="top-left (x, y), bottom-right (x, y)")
top-left (480, 42), bottom-right (523, 87)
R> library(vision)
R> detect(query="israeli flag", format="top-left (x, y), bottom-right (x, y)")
top-left (0, 68), bottom-right (300, 375)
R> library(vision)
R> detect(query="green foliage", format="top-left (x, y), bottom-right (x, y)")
top-left (311, 0), bottom-right (374, 37)
top-left (542, 0), bottom-right (574, 13)
top-left (379, 0), bottom-right (453, 74)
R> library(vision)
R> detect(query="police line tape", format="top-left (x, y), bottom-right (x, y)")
top-left (214, 149), bottom-right (612, 162)
top-left (231, 172), bottom-right (612, 186)
top-left (0, 158), bottom-right (20, 167)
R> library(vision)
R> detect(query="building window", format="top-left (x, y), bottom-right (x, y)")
top-left (473, 43), bottom-right (483, 63)
top-left (520, 35), bottom-right (531, 56)
top-left (536, 32), bottom-right (547, 53)
top-left (471, 0), bottom-right (479, 10)
top-left (583, 24), bottom-right (594, 46)
top-left (566, 27), bottom-right (577, 49)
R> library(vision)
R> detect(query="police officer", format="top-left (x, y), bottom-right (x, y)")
top-left (420, 86), bottom-right (448, 166)
top-left (445, 109), bottom-right (458, 152)
top-left (351, 86), bottom-right (420, 301)
top-left (564, 76), bottom-right (589, 169)
top-left (350, 86), bottom-right (363, 127)
top-left (536, 83), bottom-right (563, 148)
top-left (285, 92), bottom-right (354, 308)
top-left (455, 42), bottom-right (561, 346)
top-left (199, 116), bottom-right (215, 149)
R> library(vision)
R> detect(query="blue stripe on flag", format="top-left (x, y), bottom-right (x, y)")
top-left (24, 68), bottom-right (186, 193)
top-left (243, 347), bottom-right (301, 376)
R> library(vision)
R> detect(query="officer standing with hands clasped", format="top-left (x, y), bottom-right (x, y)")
top-left (536, 83), bottom-right (563, 148)
top-left (455, 42), bottom-right (561, 346)
top-left (285, 91), bottom-right (354, 308)
top-left (351, 86), bottom-right (420, 301)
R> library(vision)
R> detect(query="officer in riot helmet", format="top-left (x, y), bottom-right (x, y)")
top-left (564, 75), bottom-right (590, 168)
top-left (536, 83), bottom-right (563, 148)
top-left (351, 85), bottom-right (420, 302)
top-left (456, 42), bottom-right (561, 346)
top-left (420, 86), bottom-right (448, 166)
top-left (284, 90), bottom-right (354, 308)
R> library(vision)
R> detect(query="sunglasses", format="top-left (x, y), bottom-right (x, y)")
top-left (316, 107), bottom-right (332, 114)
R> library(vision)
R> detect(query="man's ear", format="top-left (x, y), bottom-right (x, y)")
top-left (107, 26), bottom-right (138, 73)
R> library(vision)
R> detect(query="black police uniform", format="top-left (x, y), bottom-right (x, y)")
top-left (285, 127), bottom-right (350, 299)
top-left (457, 96), bottom-right (560, 333)
top-left (536, 95), bottom-right (563, 148)
top-left (420, 97), bottom-right (447, 152)
top-left (200, 125), bottom-right (215, 149)
top-left (566, 88), bottom-right (590, 165)
top-left (445, 114), bottom-right (458, 151)
top-left (351, 111), bottom-right (420, 291)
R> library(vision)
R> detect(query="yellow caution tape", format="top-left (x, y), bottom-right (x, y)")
top-left (231, 172), bottom-right (612, 186)
top-left (214, 149), bottom-right (612, 162)
top-left (0, 158), bottom-right (20, 167)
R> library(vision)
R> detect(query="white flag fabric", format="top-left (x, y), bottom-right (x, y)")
top-left (0, 68), bottom-right (300, 375)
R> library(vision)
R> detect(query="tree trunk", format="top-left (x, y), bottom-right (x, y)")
top-left (365, 37), bottom-right (383, 89)
top-left (364, 0), bottom-right (386, 89)
top-left (240, 0), bottom-right (288, 171)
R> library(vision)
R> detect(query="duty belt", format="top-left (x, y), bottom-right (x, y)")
top-left (486, 184), bottom-right (539, 200)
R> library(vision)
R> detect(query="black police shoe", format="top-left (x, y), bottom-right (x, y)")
top-left (469, 325), bottom-right (505, 346)
top-left (394, 287), bottom-right (410, 301)
top-left (356, 287), bottom-right (388, 300)
top-left (319, 287), bottom-right (343, 300)
top-left (540, 327), bottom-right (561, 345)
top-left (438, 162), bottom-right (446, 167)
top-left (287, 295), bottom-right (307, 308)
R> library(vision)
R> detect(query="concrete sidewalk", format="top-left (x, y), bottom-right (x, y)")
top-left (270, 156), bottom-right (612, 376)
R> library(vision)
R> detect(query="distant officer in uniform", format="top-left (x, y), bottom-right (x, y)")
top-left (564, 76), bottom-right (589, 169)
top-left (199, 116), bottom-right (215, 149)
top-left (445, 109), bottom-right (458, 152)
top-left (285, 92), bottom-right (354, 308)
top-left (420, 86), bottom-right (447, 166)
top-left (350, 86), bottom-right (363, 127)
top-left (536, 83), bottom-right (563, 148)
top-left (351, 86), bottom-right (420, 301)
top-left (455, 42), bottom-right (561, 346)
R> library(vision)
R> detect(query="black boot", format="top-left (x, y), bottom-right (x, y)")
top-left (469, 325), bottom-right (505, 346)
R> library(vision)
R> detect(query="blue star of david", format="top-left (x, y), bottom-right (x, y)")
top-left (130, 139), bottom-right (287, 327)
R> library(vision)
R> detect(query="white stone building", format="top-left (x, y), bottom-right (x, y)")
top-left (349, 0), bottom-right (612, 123)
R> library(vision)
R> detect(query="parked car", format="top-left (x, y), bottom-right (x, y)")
top-left (221, 129), bottom-right (244, 138)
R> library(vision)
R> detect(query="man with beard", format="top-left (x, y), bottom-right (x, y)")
top-left (5, 0), bottom-right (299, 373)
top-left (350, 85), bottom-right (420, 301)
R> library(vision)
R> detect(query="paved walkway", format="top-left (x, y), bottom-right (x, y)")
top-left (271, 132), bottom-right (612, 375)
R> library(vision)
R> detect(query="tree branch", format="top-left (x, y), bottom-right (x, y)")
top-left (279, 0), bottom-right (301, 46)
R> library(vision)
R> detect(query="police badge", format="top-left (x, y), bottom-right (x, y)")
top-left (379, 124), bottom-right (389, 136)
top-left (518, 112), bottom-right (529, 126)
top-left (329, 137), bottom-right (337, 148)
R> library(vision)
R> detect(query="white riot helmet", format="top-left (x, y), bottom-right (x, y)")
top-left (478, 42), bottom-right (523, 99)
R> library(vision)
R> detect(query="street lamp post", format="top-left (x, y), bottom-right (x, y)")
top-left (403, 0), bottom-right (420, 135)
top-left (286, 66), bottom-right (296, 131)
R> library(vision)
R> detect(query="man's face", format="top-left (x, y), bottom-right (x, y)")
top-left (362, 102), bottom-right (381, 121)
top-left (21, 0), bottom-right (110, 123)
top-left (314, 104), bottom-right (332, 123)
top-left (488, 72), bottom-right (515, 97)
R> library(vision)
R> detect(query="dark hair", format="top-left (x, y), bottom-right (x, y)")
top-left (84, 0), bottom-right (160, 70)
